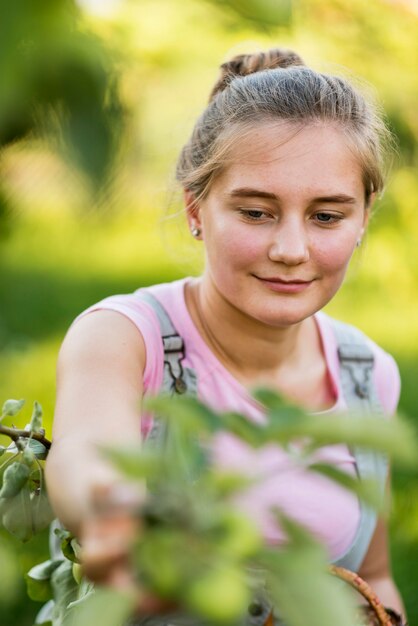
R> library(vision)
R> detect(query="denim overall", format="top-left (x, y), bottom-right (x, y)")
top-left (131, 292), bottom-right (388, 626)
top-left (47, 293), bottom-right (388, 626)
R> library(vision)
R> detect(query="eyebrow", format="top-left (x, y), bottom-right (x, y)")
top-left (228, 187), bottom-right (357, 204)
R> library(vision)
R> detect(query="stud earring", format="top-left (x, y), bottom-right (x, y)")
top-left (191, 226), bottom-right (201, 238)
top-left (356, 239), bottom-right (362, 248)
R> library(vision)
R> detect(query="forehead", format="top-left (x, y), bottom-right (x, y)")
top-left (211, 122), bottom-right (364, 198)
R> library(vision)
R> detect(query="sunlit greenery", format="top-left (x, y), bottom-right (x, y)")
top-left (0, 0), bottom-right (417, 624)
top-left (1, 392), bottom-right (415, 626)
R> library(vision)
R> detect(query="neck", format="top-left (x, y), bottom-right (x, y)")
top-left (185, 275), bottom-right (316, 384)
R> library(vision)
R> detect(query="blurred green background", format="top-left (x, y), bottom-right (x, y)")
top-left (0, 0), bottom-right (417, 624)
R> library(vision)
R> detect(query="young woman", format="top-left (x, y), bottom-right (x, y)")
top-left (45, 48), bottom-right (406, 621)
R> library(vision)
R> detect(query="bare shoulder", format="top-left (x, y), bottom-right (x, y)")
top-left (54, 310), bottom-right (147, 442)
top-left (59, 309), bottom-right (146, 364)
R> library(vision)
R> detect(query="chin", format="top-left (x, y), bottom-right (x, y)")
top-left (252, 304), bottom-right (316, 328)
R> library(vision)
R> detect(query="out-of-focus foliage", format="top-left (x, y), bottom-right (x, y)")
top-left (3, 391), bottom-right (416, 625)
top-left (0, 400), bottom-right (53, 542)
top-left (207, 0), bottom-right (292, 28)
top-left (0, 0), bottom-right (124, 191)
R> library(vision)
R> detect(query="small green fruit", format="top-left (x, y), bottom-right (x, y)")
top-left (135, 531), bottom-right (183, 596)
top-left (187, 564), bottom-right (249, 622)
top-left (72, 563), bottom-right (83, 585)
top-left (217, 511), bottom-right (262, 559)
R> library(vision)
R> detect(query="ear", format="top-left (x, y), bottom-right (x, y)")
top-left (184, 189), bottom-right (202, 232)
top-left (364, 190), bottom-right (376, 215)
top-left (361, 191), bottom-right (375, 234)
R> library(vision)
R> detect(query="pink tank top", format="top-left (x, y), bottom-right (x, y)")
top-left (74, 277), bottom-right (400, 562)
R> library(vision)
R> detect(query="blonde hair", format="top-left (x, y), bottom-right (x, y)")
top-left (176, 49), bottom-right (393, 205)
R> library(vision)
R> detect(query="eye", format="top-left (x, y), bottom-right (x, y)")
top-left (239, 209), bottom-right (270, 221)
top-left (314, 212), bottom-right (343, 224)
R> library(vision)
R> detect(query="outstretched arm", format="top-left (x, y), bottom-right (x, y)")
top-left (46, 309), bottom-right (146, 536)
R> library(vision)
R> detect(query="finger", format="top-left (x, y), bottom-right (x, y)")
top-left (81, 518), bottom-right (139, 582)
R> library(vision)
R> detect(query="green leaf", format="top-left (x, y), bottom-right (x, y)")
top-left (3, 441), bottom-right (18, 454)
top-left (0, 0), bottom-right (123, 187)
top-left (28, 466), bottom-right (42, 491)
top-left (213, 510), bottom-right (262, 559)
top-left (30, 401), bottom-right (43, 433)
top-left (2, 483), bottom-right (33, 541)
top-left (253, 388), bottom-right (306, 419)
top-left (0, 445), bottom-right (6, 457)
top-left (162, 415), bottom-right (208, 484)
top-left (61, 535), bottom-right (82, 564)
top-left (62, 587), bottom-right (136, 626)
top-left (4, 438), bottom-right (52, 461)
top-left (50, 560), bottom-right (80, 626)
top-left (34, 598), bottom-right (54, 625)
top-left (0, 497), bottom-right (9, 517)
top-left (263, 409), bottom-right (418, 467)
top-left (148, 392), bottom-right (267, 447)
top-left (253, 388), bottom-right (418, 468)
top-left (100, 445), bottom-right (159, 481)
top-left (28, 558), bottom-right (62, 580)
top-left (259, 515), bottom-right (358, 626)
top-left (221, 411), bottom-right (268, 447)
top-left (77, 577), bottom-right (95, 600)
top-left (1, 398), bottom-right (25, 419)
top-left (22, 444), bottom-right (36, 466)
top-left (28, 439), bottom-right (48, 460)
top-left (210, 470), bottom-right (253, 497)
top-left (309, 463), bottom-right (385, 511)
top-left (0, 461), bottom-right (30, 498)
top-left (144, 394), bottom-right (224, 435)
top-left (32, 487), bottom-right (55, 534)
top-left (66, 588), bottom-right (95, 611)
top-left (54, 526), bottom-right (72, 543)
top-left (26, 559), bottom-right (62, 602)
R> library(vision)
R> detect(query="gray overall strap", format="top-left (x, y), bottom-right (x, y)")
top-left (138, 291), bottom-right (197, 397)
top-left (137, 291), bottom-right (198, 445)
top-left (330, 318), bottom-right (388, 573)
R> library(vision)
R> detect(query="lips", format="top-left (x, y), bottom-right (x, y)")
top-left (254, 275), bottom-right (313, 284)
top-left (253, 275), bottom-right (315, 293)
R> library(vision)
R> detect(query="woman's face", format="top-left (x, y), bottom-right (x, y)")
top-left (188, 122), bottom-right (370, 327)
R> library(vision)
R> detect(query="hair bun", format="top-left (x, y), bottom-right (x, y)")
top-left (209, 48), bottom-right (305, 101)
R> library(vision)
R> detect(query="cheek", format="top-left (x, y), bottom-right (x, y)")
top-left (206, 220), bottom-right (262, 269)
top-left (314, 234), bottom-right (356, 275)
top-left (228, 237), bottom-right (261, 268)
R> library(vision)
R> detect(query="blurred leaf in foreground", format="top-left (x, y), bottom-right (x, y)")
top-left (208, 0), bottom-right (293, 29)
top-left (0, 0), bottom-right (125, 188)
top-left (260, 515), bottom-right (357, 626)
top-left (62, 587), bottom-right (136, 626)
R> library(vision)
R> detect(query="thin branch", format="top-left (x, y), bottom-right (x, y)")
top-left (0, 425), bottom-right (52, 450)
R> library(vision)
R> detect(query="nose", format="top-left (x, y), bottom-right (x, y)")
top-left (267, 218), bottom-right (310, 265)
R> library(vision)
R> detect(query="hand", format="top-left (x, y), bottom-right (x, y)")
top-left (80, 484), bottom-right (180, 615)
top-left (81, 505), bottom-right (139, 589)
